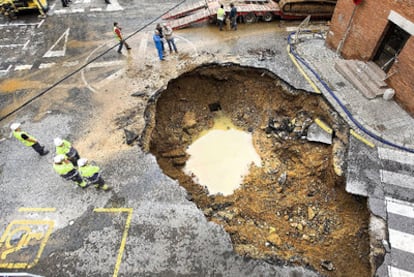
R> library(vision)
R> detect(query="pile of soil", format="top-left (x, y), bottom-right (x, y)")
top-left (143, 64), bottom-right (371, 276)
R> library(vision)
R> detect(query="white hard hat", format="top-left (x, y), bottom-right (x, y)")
top-left (54, 137), bottom-right (63, 146)
top-left (10, 122), bottom-right (21, 131)
top-left (54, 154), bottom-right (65, 163)
top-left (78, 158), bottom-right (88, 167)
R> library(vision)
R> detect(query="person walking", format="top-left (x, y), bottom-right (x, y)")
top-left (113, 22), bottom-right (131, 54)
top-left (155, 23), bottom-right (165, 53)
top-left (61, 0), bottom-right (69, 8)
top-left (163, 23), bottom-right (178, 53)
top-left (53, 155), bottom-right (86, 188)
top-left (78, 158), bottom-right (110, 191)
top-left (54, 137), bottom-right (80, 166)
top-left (10, 122), bottom-right (49, 156)
top-left (217, 4), bottom-right (225, 31)
top-left (229, 3), bottom-right (237, 31)
top-left (153, 30), bottom-right (164, 60)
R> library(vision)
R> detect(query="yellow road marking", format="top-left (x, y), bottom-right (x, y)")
top-left (18, 207), bottom-right (57, 212)
top-left (94, 208), bottom-right (133, 277)
top-left (0, 219), bottom-right (54, 269)
top-left (286, 45), bottom-right (321, 94)
top-left (350, 129), bottom-right (375, 148)
top-left (315, 118), bottom-right (333, 134)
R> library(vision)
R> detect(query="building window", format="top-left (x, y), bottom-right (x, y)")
top-left (373, 21), bottom-right (410, 72)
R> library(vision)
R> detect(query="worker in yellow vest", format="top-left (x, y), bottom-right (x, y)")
top-left (10, 122), bottom-right (49, 156)
top-left (53, 154), bottom-right (86, 188)
top-left (54, 137), bottom-right (80, 166)
top-left (78, 158), bottom-right (110, 191)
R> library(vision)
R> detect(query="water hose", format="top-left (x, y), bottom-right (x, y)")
top-left (287, 31), bottom-right (414, 153)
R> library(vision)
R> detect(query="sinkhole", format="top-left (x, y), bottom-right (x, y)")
top-left (141, 64), bottom-right (371, 277)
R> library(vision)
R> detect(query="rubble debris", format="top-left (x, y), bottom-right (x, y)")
top-left (145, 65), bottom-right (370, 277)
top-left (307, 119), bottom-right (333, 145)
top-left (321, 260), bottom-right (335, 271)
top-left (124, 129), bottom-right (138, 145)
top-left (131, 92), bottom-right (146, 97)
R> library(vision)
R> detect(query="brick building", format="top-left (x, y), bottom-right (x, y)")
top-left (326, 0), bottom-right (414, 115)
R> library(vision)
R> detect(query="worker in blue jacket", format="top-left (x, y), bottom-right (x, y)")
top-left (153, 29), bottom-right (164, 61)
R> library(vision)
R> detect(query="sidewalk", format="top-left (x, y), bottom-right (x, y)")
top-left (292, 36), bottom-right (414, 151)
top-left (291, 36), bottom-right (414, 277)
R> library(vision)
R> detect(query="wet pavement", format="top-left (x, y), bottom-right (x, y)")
top-left (1, 0), bottom-right (414, 276)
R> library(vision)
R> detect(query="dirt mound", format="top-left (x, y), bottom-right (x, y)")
top-left (142, 64), bottom-right (370, 276)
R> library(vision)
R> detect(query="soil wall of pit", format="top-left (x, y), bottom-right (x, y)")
top-left (141, 64), bottom-right (371, 277)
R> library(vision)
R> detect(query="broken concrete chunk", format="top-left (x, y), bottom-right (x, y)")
top-left (182, 111), bottom-right (197, 129)
top-left (278, 172), bottom-right (287, 185)
top-left (321, 260), bottom-right (335, 271)
top-left (124, 129), bottom-right (138, 145)
top-left (266, 233), bottom-right (282, 247)
top-left (307, 121), bottom-right (333, 145)
top-left (307, 206), bottom-right (316, 220)
top-left (130, 92), bottom-right (146, 97)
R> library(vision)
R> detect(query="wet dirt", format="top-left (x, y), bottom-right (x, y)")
top-left (143, 64), bottom-right (371, 277)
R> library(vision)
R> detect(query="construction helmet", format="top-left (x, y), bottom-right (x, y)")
top-left (54, 137), bottom-right (63, 146)
top-left (77, 158), bottom-right (88, 167)
top-left (10, 122), bottom-right (21, 131)
top-left (54, 154), bottom-right (65, 163)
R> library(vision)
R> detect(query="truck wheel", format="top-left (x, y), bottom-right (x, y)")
top-left (263, 12), bottom-right (273, 22)
top-left (244, 13), bottom-right (256, 24)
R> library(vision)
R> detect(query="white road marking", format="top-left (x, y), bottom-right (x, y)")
top-left (386, 197), bottom-right (414, 219)
top-left (43, 28), bottom-right (70, 58)
top-left (379, 147), bottom-right (414, 166)
top-left (389, 229), bottom-right (414, 254)
top-left (95, 68), bottom-right (125, 89)
top-left (15, 64), bottom-right (33, 71)
top-left (105, 0), bottom-right (123, 11)
top-left (63, 61), bottom-right (80, 67)
top-left (0, 22), bottom-right (39, 27)
top-left (39, 63), bottom-right (56, 69)
top-left (23, 40), bottom-right (30, 50)
top-left (72, 8), bottom-right (85, 12)
top-left (0, 44), bottom-right (26, 48)
top-left (388, 265), bottom-right (414, 277)
top-left (380, 170), bottom-right (414, 190)
top-left (0, 65), bottom-right (12, 75)
top-left (86, 60), bottom-right (123, 69)
top-left (37, 19), bottom-right (46, 28)
top-left (90, 7), bottom-right (102, 11)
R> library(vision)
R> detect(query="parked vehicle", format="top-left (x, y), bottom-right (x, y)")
top-left (0, 0), bottom-right (48, 19)
top-left (163, 0), bottom-right (337, 29)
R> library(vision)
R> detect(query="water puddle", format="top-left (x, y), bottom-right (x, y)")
top-left (183, 113), bottom-right (262, 195)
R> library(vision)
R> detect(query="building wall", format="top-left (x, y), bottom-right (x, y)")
top-left (326, 0), bottom-right (414, 115)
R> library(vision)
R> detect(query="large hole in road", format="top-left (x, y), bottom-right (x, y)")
top-left (142, 64), bottom-right (371, 276)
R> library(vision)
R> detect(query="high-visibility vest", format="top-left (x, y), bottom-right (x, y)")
top-left (217, 8), bottom-right (225, 21)
top-left (113, 27), bottom-right (122, 41)
top-left (56, 139), bottom-right (72, 155)
top-left (53, 162), bottom-right (75, 176)
top-left (13, 130), bottom-right (36, 147)
top-left (79, 164), bottom-right (100, 178)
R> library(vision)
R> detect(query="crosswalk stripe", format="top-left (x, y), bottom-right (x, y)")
top-left (389, 229), bottom-right (414, 255)
top-left (388, 265), bottom-right (414, 277)
top-left (386, 197), bottom-right (414, 219)
top-left (379, 147), bottom-right (414, 166)
top-left (380, 170), bottom-right (414, 190)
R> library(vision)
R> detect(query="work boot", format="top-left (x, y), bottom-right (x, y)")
top-left (41, 149), bottom-right (49, 156)
top-left (101, 184), bottom-right (111, 191)
top-left (78, 181), bottom-right (87, 188)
